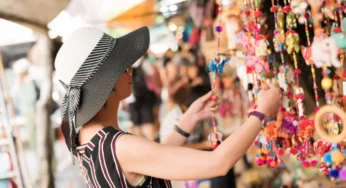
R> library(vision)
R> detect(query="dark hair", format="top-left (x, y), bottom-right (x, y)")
top-left (103, 87), bottom-right (116, 109)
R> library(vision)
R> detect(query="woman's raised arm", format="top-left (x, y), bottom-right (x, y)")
top-left (117, 84), bottom-right (282, 180)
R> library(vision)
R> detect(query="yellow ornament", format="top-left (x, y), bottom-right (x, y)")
top-left (332, 151), bottom-right (345, 165)
top-left (321, 78), bottom-right (333, 90)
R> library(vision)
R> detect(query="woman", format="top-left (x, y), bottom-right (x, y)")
top-left (55, 26), bottom-right (282, 188)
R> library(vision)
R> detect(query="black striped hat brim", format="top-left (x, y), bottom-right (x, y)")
top-left (64, 26), bottom-right (150, 130)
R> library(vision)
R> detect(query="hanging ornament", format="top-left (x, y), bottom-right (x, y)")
top-left (207, 1), bottom-right (230, 149)
top-left (291, 0), bottom-right (309, 24)
top-left (315, 105), bottom-right (346, 144)
top-left (311, 36), bottom-right (342, 68)
top-left (300, 11), bottom-right (320, 111)
top-left (254, 119), bottom-right (285, 168)
top-left (331, 18), bottom-right (346, 50)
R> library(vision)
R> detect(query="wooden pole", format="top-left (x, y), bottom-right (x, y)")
top-left (31, 33), bottom-right (54, 188)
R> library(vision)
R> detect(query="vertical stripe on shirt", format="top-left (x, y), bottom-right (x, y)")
top-left (98, 131), bottom-right (116, 187)
top-left (111, 131), bottom-right (127, 188)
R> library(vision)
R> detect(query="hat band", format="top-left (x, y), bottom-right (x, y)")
top-left (59, 33), bottom-right (117, 161)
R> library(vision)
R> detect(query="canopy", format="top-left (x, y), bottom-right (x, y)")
top-left (106, 0), bottom-right (156, 29)
top-left (0, 0), bottom-right (70, 31)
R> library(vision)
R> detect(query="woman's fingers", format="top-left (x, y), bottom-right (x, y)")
top-left (198, 91), bottom-right (213, 102)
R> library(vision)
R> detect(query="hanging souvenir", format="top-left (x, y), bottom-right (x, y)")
top-left (331, 18), bottom-right (346, 50)
top-left (207, 1), bottom-right (231, 149)
top-left (311, 37), bottom-right (342, 68)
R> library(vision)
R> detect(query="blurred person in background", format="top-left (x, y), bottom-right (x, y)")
top-left (164, 55), bottom-right (189, 111)
top-left (159, 54), bottom-right (212, 188)
top-left (128, 53), bottom-right (159, 141)
top-left (11, 58), bottom-right (40, 151)
top-left (160, 51), bottom-right (211, 148)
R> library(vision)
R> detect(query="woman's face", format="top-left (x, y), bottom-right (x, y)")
top-left (113, 68), bottom-right (132, 100)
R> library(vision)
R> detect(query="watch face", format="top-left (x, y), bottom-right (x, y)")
top-left (261, 119), bottom-right (268, 129)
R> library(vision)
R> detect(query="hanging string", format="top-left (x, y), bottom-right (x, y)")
top-left (304, 12), bottom-right (320, 109)
top-left (208, 1), bottom-right (229, 149)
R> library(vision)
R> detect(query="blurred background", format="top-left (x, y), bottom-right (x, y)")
top-left (0, 0), bottom-right (344, 188)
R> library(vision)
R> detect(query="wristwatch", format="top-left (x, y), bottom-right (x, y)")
top-left (248, 111), bottom-right (268, 129)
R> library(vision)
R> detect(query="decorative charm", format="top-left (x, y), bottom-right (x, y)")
top-left (207, 1), bottom-right (229, 149)
top-left (331, 18), bottom-right (346, 50)
top-left (255, 35), bottom-right (270, 57)
top-left (290, 0), bottom-right (308, 24)
top-left (208, 132), bottom-right (223, 149)
top-left (209, 57), bottom-right (231, 74)
top-left (314, 105), bottom-right (346, 143)
top-left (311, 37), bottom-right (341, 68)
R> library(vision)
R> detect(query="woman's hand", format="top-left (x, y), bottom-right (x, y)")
top-left (184, 91), bottom-right (218, 124)
top-left (161, 91), bottom-right (218, 146)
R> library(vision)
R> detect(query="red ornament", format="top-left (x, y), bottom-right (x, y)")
top-left (304, 12), bottom-right (309, 18)
top-left (290, 148), bottom-right (298, 155)
top-left (254, 11), bottom-right (263, 17)
top-left (256, 35), bottom-right (266, 40)
top-left (277, 149), bottom-right (285, 156)
top-left (295, 94), bottom-right (305, 100)
top-left (299, 115), bottom-right (307, 121)
top-left (302, 160), bottom-right (310, 167)
top-left (285, 91), bottom-right (293, 98)
top-left (333, 75), bottom-right (340, 80)
top-left (270, 6), bottom-right (278, 12)
top-left (293, 69), bottom-right (302, 75)
top-left (341, 71), bottom-right (346, 78)
top-left (248, 21), bottom-right (255, 28)
top-left (333, 27), bottom-right (342, 33)
top-left (283, 6), bottom-right (291, 14)
top-left (246, 66), bottom-right (253, 73)
top-left (279, 106), bottom-right (286, 112)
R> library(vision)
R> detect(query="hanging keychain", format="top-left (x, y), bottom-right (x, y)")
top-left (207, 1), bottom-right (230, 149)
top-left (285, 29), bottom-right (306, 118)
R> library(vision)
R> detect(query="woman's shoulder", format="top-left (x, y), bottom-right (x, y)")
top-left (77, 126), bottom-right (128, 151)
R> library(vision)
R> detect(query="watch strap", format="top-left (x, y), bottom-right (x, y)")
top-left (248, 111), bottom-right (266, 121)
top-left (249, 111), bottom-right (267, 129)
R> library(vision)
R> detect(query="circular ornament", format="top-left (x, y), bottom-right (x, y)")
top-left (314, 105), bottom-right (346, 143)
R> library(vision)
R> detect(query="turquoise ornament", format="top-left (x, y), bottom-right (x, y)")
top-left (208, 57), bottom-right (230, 74)
top-left (324, 153), bottom-right (332, 164)
top-left (331, 18), bottom-right (346, 49)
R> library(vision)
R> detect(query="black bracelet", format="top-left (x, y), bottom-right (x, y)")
top-left (174, 125), bottom-right (190, 137)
